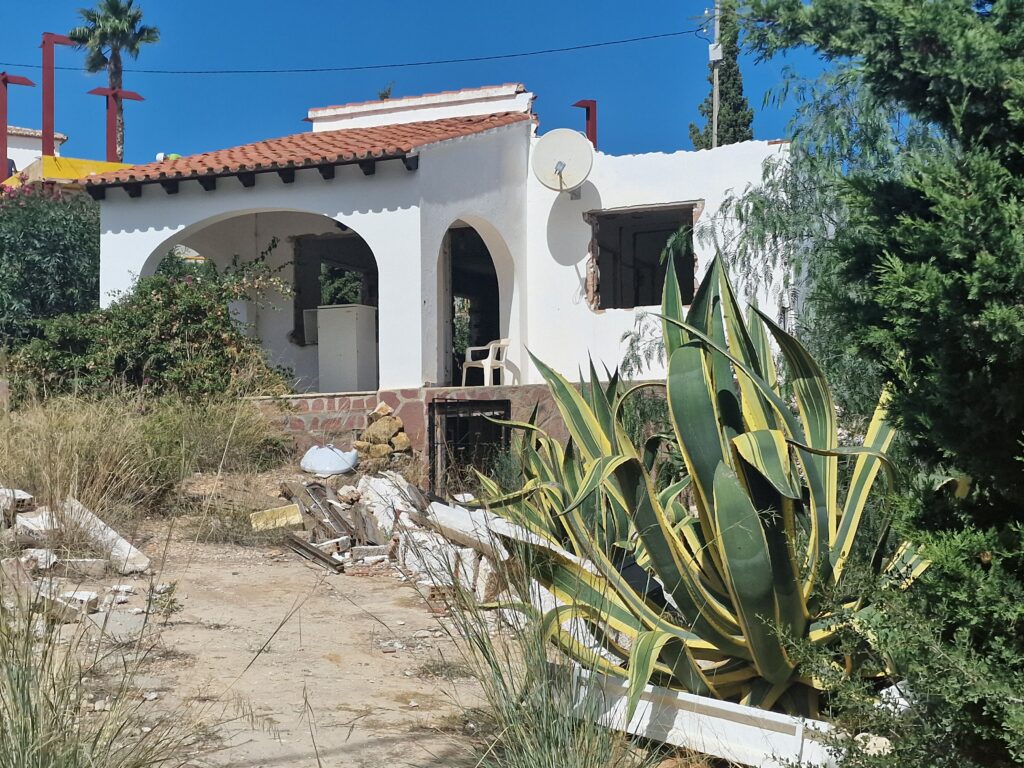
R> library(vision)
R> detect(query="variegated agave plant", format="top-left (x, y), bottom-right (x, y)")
top-left (479, 255), bottom-right (928, 717)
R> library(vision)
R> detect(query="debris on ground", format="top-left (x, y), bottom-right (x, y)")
top-left (299, 444), bottom-right (358, 476)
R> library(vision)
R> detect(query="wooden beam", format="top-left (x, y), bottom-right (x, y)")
top-left (403, 155), bottom-right (419, 171)
top-left (358, 159), bottom-right (376, 176)
top-left (278, 167), bottom-right (296, 184)
top-left (125, 183), bottom-right (142, 198)
top-left (318, 164), bottom-right (335, 180)
top-left (198, 175), bottom-right (216, 192)
top-left (160, 179), bottom-right (179, 195)
top-left (85, 186), bottom-right (105, 201)
top-left (238, 171), bottom-right (256, 188)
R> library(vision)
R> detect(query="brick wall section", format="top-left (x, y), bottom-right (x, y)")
top-left (254, 383), bottom-right (570, 452)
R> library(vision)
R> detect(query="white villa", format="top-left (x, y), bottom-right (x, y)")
top-left (87, 82), bottom-right (784, 447)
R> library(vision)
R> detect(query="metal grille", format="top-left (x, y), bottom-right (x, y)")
top-left (427, 398), bottom-right (511, 496)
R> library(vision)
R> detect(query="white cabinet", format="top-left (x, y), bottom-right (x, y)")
top-left (316, 304), bottom-right (378, 392)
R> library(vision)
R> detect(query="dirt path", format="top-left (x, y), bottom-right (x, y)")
top-left (104, 529), bottom-right (482, 767)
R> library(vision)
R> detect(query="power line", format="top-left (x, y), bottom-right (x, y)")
top-left (0, 26), bottom-right (710, 76)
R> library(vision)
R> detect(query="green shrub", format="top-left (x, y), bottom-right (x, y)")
top-left (9, 247), bottom-right (290, 401)
top-left (0, 185), bottom-right (99, 345)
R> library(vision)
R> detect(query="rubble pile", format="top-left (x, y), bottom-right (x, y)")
top-left (352, 402), bottom-right (413, 462)
top-left (1, 487), bottom-right (156, 630)
top-left (252, 470), bottom-right (510, 607)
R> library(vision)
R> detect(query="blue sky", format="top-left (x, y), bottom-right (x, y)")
top-left (1, 1), bottom-right (824, 163)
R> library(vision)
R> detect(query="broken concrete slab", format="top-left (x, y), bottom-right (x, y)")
top-left (399, 530), bottom-right (475, 590)
top-left (62, 499), bottom-right (150, 575)
top-left (249, 503), bottom-right (304, 532)
top-left (354, 474), bottom-right (422, 542)
top-left (474, 556), bottom-right (507, 603)
top-left (13, 508), bottom-right (59, 544)
top-left (0, 488), bottom-right (34, 520)
top-left (20, 548), bottom-right (57, 571)
top-left (351, 544), bottom-right (389, 560)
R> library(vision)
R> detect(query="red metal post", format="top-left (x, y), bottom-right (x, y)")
top-left (41, 33), bottom-right (74, 156)
top-left (1, 72), bottom-right (37, 181)
top-left (88, 87), bottom-right (143, 162)
top-left (572, 99), bottom-right (598, 149)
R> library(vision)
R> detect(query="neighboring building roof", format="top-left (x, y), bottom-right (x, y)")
top-left (81, 111), bottom-right (533, 189)
top-left (7, 126), bottom-right (69, 143)
top-left (4, 156), bottom-right (127, 188)
top-left (308, 83), bottom-right (527, 118)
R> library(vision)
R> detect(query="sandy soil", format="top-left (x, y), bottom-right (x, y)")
top-left (88, 527), bottom-right (484, 768)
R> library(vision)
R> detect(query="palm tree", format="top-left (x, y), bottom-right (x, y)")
top-left (69, 0), bottom-right (159, 161)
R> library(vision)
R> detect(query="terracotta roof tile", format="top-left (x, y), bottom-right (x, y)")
top-left (83, 112), bottom-right (532, 187)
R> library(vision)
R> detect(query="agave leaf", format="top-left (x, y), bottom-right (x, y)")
top-left (746, 301), bottom-right (780, 394)
top-left (832, 391), bottom-right (897, 581)
top-left (731, 430), bottom-right (800, 500)
top-left (752, 308), bottom-right (838, 567)
top-left (712, 463), bottom-right (796, 685)
top-left (662, 249), bottom-right (688, 357)
top-left (626, 630), bottom-right (674, 721)
top-left (530, 352), bottom-right (610, 462)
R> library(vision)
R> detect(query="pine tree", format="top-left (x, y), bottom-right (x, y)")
top-left (689, 0), bottom-right (755, 149)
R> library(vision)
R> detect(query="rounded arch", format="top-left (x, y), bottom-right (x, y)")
top-left (140, 208), bottom-right (382, 394)
top-left (435, 214), bottom-right (519, 386)
top-left (138, 207), bottom-right (363, 279)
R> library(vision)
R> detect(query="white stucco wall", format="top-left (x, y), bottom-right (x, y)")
top-left (95, 111), bottom-right (782, 393)
top-left (7, 133), bottom-right (62, 174)
top-left (523, 139), bottom-right (786, 383)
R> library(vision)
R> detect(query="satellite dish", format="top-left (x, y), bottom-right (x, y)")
top-left (532, 128), bottom-right (594, 193)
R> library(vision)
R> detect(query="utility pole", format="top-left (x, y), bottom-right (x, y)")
top-left (710, 0), bottom-right (722, 148)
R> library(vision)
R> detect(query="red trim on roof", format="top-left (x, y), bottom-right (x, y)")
top-left (82, 112), bottom-right (532, 188)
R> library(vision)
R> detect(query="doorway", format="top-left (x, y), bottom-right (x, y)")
top-left (440, 224), bottom-right (500, 386)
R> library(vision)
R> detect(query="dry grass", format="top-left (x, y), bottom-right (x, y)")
top-left (0, 585), bottom-right (200, 768)
top-left (0, 392), bottom-right (292, 534)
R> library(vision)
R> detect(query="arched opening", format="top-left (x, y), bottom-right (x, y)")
top-left (146, 210), bottom-right (380, 393)
top-left (439, 222), bottom-right (502, 386)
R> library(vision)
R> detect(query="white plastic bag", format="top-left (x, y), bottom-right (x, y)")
top-left (300, 444), bottom-right (358, 476)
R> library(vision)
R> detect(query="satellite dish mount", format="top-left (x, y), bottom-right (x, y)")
top-left (532, 128), bottom-right (594, 200)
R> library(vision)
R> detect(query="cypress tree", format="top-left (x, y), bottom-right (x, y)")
top-left (689, 0), bottom-right (755, 149)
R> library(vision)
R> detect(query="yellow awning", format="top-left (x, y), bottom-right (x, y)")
top-left (2, 156), bottom-right (129, 188)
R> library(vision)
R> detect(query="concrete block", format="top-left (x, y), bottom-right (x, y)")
top-left (351, 544), bottom-right (388, 560)
top-left (249, 503), bottom-right (303, 532)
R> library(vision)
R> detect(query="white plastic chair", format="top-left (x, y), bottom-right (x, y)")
top-left (461, 338), bottom-right (510, 386)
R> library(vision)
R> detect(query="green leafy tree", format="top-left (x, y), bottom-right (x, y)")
top-left (0, 185), bottom-right (99, 345)
top-left (689, 0), bottom-right (755, 149)
top-left (747, 0), bottom-right (1024, 517)
top-left (735, 3), bottom-right (1024, 764)
top-left (69, 0), bottom-right (159, 161)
